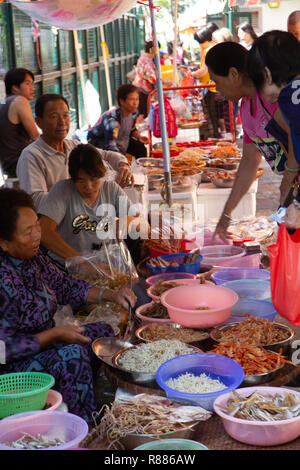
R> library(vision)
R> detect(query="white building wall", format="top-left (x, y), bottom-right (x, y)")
top-left (250, 0), bottom-right (300, 34)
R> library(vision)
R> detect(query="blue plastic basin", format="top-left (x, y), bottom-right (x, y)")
top-left (211, 268), bottom-right (270, 285)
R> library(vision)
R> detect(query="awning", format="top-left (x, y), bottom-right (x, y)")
top-left (228, 0), bottom-right (282, 6)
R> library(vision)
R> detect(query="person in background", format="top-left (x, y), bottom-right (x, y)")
top-left (246, 30), bottom-right (300, 229)
top-left (17, 94), bottom-right (133, 212)
top-left (237, 22), bottom-right (258, 50)
top-left (205, 41), bottom-right (288, 242)
top-left (193, 23), bottom-right (225, 138)
top-left (132, 40), bottom-right (171, 118)
top-left (212, 27), bottom-right (234, 43)
top-left (212, 27), bottom-right (237, 137)
top-left (287, 10), bottom-right (300, 42)
top-left (87, 84), bottom-right (149, 159)
top-left (0, 188), bottom-right (136, 422)
top-left (0, 68), bottom-right (39, 177)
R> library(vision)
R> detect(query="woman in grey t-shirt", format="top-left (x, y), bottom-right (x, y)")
top-left (39, 143), bottom-right (147, 267)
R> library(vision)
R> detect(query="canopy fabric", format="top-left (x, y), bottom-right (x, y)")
top-left (9, 0), bottom-right (137, 30)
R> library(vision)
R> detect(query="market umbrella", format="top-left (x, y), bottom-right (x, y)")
top-left (10, 0), bottom-right (173, 205)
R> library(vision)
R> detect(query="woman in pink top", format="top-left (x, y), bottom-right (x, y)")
top-left (205, 41), bottom-right (287, 242)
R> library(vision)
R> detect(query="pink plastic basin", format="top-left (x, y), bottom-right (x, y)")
top-left (147, 278), bottom-right (214, 302)
top-left (161, 284), bottom-right (238, 328)
top-left (46, 390), bottom-right (63, 411)
top-left (135, 301), bottom-right (172, 325)
top-left (0, 410), bottom-right (89, 450)
top-left (214, 387), bottom-right (300, 446)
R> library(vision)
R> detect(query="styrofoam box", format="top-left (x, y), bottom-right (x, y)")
top-left (147, 187), bottom-right (198, 221)
top-left (196, 180), bottom-right (257, 223)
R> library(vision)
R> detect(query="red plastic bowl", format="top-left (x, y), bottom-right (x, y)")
top-left (148, 239), bottom-right (200, 258)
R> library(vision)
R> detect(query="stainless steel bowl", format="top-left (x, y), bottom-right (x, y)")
top-left (135, 322), bottom-right (209, 345)
top-left (241, 352), bottom-right (286, 386)
top-left (190, 170), bottom-right (203, 185)
top-left (211, 176), bottom-right (235, 188)
top-left (210, 321), bottom-right (295, 354)
top-left (120, 423), bottom-right (198, 450)
top-left (92, 337), bottom-right (133, 358)
top-left (137, 158), bottom-right (164, 168)
top-left (112, 343), bottom-right (203, 384)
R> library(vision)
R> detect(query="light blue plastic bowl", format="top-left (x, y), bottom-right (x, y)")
top-left (156, 353), bottom-right (244, 411)
top-left (226, 298), bottom-right (277, 323)
top-left (221, 279), bottom-right (271, 302)
top-left (211, 268), bottom-right (270, 285)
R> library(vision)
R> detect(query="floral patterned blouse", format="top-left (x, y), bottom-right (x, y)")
top-left (0, 249), bottom-right (91, 364)
top-left (133, 53), bottom-right (157, 94)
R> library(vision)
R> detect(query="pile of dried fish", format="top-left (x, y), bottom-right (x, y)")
top-left (141, 302), bottom-right (169, 319)
top-left (139, 323), bottom-right (209, 343)
top-left (149, 250), bottom-right (200, 268)
top-left (151, 280), bottom-right (184, 297)
top-left (218, 390), bottom-right (300, 421)
top-left (94, 393), bottom-right (211, 449)
top-left (4, 433), bottom-right (65, 449)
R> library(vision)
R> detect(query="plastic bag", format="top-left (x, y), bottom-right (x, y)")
top-left (268, 223), bottom-right (300, 325)
top-left (65, 241), bottom-right (138, 290)
top-left (153, 97), bottom-right (178, 138)
top-left (169, 96), bottom-right (187, 118)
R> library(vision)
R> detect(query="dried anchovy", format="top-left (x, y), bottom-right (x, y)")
top-left (4, 432), bottom-right (65, 449)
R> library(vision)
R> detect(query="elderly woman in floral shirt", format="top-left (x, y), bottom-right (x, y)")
top-left (0, 188), bottom-right (136, 422)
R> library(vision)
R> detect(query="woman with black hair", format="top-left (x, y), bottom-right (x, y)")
top-left (237, 22), bottom-right (258, 50)
top-left (205, 41), bottom-right (288, 241)
top-left (39, 143), bottom-right (148, 267)
top-left (246, 30), bottom-right (300, 228)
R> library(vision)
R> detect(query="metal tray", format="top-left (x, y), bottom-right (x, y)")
top-left (211, 177), bottom-right (235, 188)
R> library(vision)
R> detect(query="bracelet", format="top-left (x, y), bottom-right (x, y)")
top-left (285, 162), bottom-right (300, 172)
top-left (293, 199), bottom-right (300, 210)
top-left (223, 213), bottom-right (232, 221)
top-left (98, 286), bottom-right (107, 304)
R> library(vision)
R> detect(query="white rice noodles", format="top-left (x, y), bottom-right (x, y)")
top-left (166, 372), bottom-right (227, 394)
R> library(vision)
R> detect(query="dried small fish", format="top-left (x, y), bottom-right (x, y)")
top-left (218, 390), bottom-right (300, 421)
top-left (5, 432), bottom-right (65, 449)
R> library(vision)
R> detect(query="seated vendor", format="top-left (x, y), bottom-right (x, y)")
top-left (87, 84), bottom-right (149, 159)
top-left (0, 188), bottom-right (136, 423)
top-left (38, 143), bottom-right (149, 268)
top-left (17, 93), bottom-right (134, 212)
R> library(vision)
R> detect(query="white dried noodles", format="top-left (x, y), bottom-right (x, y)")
top-left (117, 339), bottom-right (197, 373)
top-left (166, 372), bottom-right (227, 394)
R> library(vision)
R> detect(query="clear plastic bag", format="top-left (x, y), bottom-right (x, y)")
top-left (65, 241), bottom-right (138, 290)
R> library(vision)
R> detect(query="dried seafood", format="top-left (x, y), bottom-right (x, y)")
top-left (148, 250), bottom-right (200, 268)
top-left (217, 390), bottom-right (300, 421)
top-left (150, 280), bottom-right (184, 296)
top-left (5, 433), bottom-right (65, 449)
top-left (213, 316), bottom-right (290, 346)
top-left (209, 342), bottom-right (292, 375)
top-left (138, 323), bottom-right (209, 343)
top-left (142, 302), bottom-right (169, 319)
top-left (94, 393), bottom-right (211, 449)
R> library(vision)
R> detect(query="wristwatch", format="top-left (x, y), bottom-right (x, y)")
top-left (292, 198), bottom-right (300, 210)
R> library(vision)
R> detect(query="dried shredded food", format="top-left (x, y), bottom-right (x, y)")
top-left (116, 339), bottom-right (198, 373)
top-left (142, 302), bottom-right (169, 319)
top-left (166, 372), bottom-right (227, 394)
top-left (139, 323), bottom-right (209, 343)
top-left (209, 342), bottom-right (292, 375)
top-left (93, 393), bottom-right (211, 449)
top-left (151, 280), bottom-right (184, 296)
top-left (214, 315), bottom-right (290, 346)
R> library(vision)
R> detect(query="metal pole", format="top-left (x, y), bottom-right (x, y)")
top-left (148, 0), bottom-right (173, 207)
top-left (172, 0), bottom-right (178, 87)
top-left (100, 26), bottom-right (113, 109)
top-left (73, 30), bottom-right (91, 127)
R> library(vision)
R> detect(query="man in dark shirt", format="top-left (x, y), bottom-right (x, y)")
top-left (0, 68), bottom-right (39, 177)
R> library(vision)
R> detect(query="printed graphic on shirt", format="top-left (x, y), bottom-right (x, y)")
top-left (72, 215), bottom-right (98, 234)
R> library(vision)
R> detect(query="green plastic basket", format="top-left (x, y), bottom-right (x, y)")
top-left (0, 372), bottom-right (55, 418)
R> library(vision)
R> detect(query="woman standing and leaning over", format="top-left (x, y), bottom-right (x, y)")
top-left (246, 30), bottom-right (300, 229)
top-left (0, 188), bottom-right (136, 422)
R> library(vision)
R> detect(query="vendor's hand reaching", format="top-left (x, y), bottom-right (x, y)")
top-left (105, 287), bottom-right (137, 311)
top-left (212, 213), bottom-right (234, 244)
top-left (54, 324), bottom-right (91, 345)
top-left (116, 165), bottom-right (134, 188)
